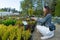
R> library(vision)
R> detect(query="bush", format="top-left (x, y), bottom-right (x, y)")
top-left (16, 20), bottom-right (23, 26)
top-left (0, 20), bottom-right (3, 24)
top-left (0, 24), bottom-right (31, 40)
top-left (2, 19), bottom-right (16, 26)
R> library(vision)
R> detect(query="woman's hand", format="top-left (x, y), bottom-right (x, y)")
top-left (31, 17), bottom-right (38, 21)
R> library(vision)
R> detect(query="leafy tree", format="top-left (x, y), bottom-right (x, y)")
top-left (55, 0), bottom-right (60, 17)
top-left (20, 0), bottom-right (57, 16)
top-left (21, 0), bottom-right (43, 16)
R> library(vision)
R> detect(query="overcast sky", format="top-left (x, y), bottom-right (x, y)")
top-left (0, 0), bottom-right (23, 11)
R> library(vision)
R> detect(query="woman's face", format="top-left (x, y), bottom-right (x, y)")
top-left (43, 8), bottom-right (47, 13)
top-left (43, 8), bottom-right (48, 16)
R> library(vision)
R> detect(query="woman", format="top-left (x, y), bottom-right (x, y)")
top-left (31, 6), bottom-right (55, 40)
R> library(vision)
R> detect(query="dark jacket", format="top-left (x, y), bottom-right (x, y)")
top-left (37, 13), bottom-right (56, 31)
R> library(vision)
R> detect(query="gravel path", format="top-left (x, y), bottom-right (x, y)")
top-left (32, 24), bottom-right (60, 40)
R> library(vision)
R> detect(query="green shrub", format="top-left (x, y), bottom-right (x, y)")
top-left (0, 20), bottom-right (3, 24)
top-left (3, 19), bottom-right (16, 26)
top-left (0, 25), bottom-right (31, 40)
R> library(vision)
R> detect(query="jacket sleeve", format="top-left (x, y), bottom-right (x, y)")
top-left (37, 14), bottom-right (51, 24)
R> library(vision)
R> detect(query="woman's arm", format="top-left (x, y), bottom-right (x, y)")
top-left (37, 14), bottom-right (52, 23)
top-left (31, 17), bottom-right (38, 21)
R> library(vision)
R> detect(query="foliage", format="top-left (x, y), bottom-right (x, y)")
top-left (55, 0), bottom-right (60, 17)
top-left (0, 8), bottom-right (19, 13)
top-left (2, 19), bottom-right (16, 26)
top-left (21, 0), bottom-right (59, 16)
top-left (16, 20), bottom-right (23, 26)
top-left (0, 20), bottom-right (3, 24)
top-left (22, 30), bottom-right (31, 40)
top-left (0, 24), bottom-right (31, 40)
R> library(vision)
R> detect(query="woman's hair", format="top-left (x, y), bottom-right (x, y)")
top-left (44, 6), bottom-right (51, 12)
top-left (44, 6), bottom-right (51, 16)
